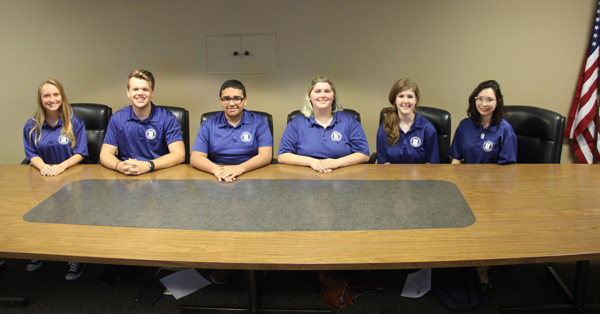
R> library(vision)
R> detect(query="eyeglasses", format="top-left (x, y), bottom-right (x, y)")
top-left (220, 96), bottom-right (244, 104)
top-left (474, 97), bottom-right (496, 105)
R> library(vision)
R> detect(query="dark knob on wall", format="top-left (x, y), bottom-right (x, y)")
top-left (244, 51), bottom-right (249, 56)
top-left (233, 51), bottom-right (239, 56)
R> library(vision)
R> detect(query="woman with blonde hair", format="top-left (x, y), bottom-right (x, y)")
top-left (24, 78), bottom-right (88, 176)
top-left (377, 78), bottom-right (439, 164)
top-left (278, 76), bottom-right (369, 172)
top-left (22, 78), bottom-right (88, 279)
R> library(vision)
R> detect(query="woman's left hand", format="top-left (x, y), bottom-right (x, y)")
top-left (43, 164), bottom-right (67, 176)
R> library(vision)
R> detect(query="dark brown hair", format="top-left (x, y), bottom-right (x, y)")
top-left (467, 80), bottom-right (505, 126)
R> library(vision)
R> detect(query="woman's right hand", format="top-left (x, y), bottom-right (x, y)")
top-left (39, 163), bottom-right (52, 176)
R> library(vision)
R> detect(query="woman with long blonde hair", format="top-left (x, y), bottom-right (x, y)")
top-left (22, 78), bottom-right (88, 279)
top-left (23, 78), bottom-right (88, 176)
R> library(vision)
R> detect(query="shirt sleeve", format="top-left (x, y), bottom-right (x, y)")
top-left (255, 116), bottom-right (273, 148)
top-left (72, 117), bottom-right (88, 157)
top-left (278, 118), bottom-right (300, 155)
top-left (449, 121), bottom-right (464, 161)
top-left (192, 121), bottom-right (210, 154)
top-left (424, 124), bottom-right (440, 164)
top-left (23, 120), bottom-right (40, 161)
top-left (498, 121), bottom-right (518, 165)
top-left (164, 113), bottom-right (184, 145)
top-left (103, 115), bottom-right (120, 146)
top-left (346, 117), bottom-right (370, 156)
top-left (376, 124), bottom-right (390, 164)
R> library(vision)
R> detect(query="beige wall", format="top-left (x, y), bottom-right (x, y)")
top-left (1, 0), bottom-right (595, 164)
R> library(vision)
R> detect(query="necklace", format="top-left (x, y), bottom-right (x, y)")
top-left (480, 125), bottom-right (487, 139)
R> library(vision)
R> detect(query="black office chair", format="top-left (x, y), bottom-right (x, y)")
top-left (201, 110), bottom-right (275, 162)
top-left (504, 106), bottom-right (566, 164)
top-left (159, 106), bottom-right (190, 164)
top-left (286, 109), bottom-right (361, 124)
top-left (502, 106), bottom-right (569, 309)
top-left (70, 103), bottom-right (112, 164)
top-left (370, 106), bottom-right (451, 163)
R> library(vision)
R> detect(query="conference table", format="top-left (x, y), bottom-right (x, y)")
top-left (1, 163), bottom-right (600, 313)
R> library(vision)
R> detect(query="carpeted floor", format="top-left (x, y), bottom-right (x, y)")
top-left (1, 259), bottom-right (600, 313)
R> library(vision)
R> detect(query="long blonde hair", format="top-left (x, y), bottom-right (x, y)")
top-left (28, 78), bottom-right (76, 150)
top-left (300, 75), bottom-right (344, 118)
top-left (383, 78), bottom-right (420, 146)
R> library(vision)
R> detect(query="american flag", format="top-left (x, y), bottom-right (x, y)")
top-left (565, 1), bottom-right (600, 164)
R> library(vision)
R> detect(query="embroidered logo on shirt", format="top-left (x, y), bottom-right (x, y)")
top-left (483, 140), bottom-right (494, 152)
top-left (410, 137), bottom-right (422, 148)
top-left (58, 135), bottom-right (70, 145)
top-left (241, 132), bottom-right (252, 142)
top-left (146, 128), bottom-right (157, 140)
top-left (331, 131), bottom-right (342, 142)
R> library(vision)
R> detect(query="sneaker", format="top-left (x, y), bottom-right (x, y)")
top-left (26, 259), bottom-right (43, 272)
top-left (65, 262), bottom-right (85, 281)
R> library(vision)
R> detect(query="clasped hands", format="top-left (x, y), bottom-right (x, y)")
top-left (214, 165), bottom-right (243, 183)
top-left (120, 158), bottom-right (149, 176)
top-left (310, 159), bottom-right (338, 173)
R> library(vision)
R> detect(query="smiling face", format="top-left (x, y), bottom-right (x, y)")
top-left (220, 87), bottom-right (247, 122)
top-left (395, 89), bottom-right (418, 117)
top-left (126, 77), bottom-right (154, 110)
top-left (40, 84), bottom-right (62, 114)
top-left (475, 88), bottom-right (497, 119)
top-left (309, 82), bottom-right (335, 111)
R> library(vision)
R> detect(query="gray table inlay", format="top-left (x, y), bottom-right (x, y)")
top-left (23, 179), bottom-right (475, 231)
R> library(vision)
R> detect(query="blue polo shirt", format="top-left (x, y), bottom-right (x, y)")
top-left (104, 103), bottom-right (183, 161)
top-left (278, 111), bottom-right (369, 159)
top-left (450, 118), bottom-right (517, 165)
top-left (23, 116), bottom-right (88, 164)
top-left (192, 110), bottom-right (273, 165)
top-left (376, 114), bottom-right (440, 164)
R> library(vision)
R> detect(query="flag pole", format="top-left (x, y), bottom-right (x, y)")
top-left (595, 97), bottom-right (599, 163)
top-left (595, 2), bottom-right (600, 164)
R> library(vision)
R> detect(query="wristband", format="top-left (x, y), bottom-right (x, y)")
top-left (148, 161), bottom-right (155, 172)
top-left (115, 161), bottom-right (122, 171)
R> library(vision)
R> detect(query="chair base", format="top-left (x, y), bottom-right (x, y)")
top-left (180, 270), bottom-right (332, 314)
top-left (501, 261), bottom-right (600, 313)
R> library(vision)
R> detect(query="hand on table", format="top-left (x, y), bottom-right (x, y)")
top-left (40, 164), bottom-right (67, 176)
top-left (214, 165), bottom-right (243, 182)
top-left (122, 159), bottom-right (148, 176)
top-left (310, 159), bottom-right (339, 173)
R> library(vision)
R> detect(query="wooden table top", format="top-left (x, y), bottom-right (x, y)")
top-left (1, 163), bottom-right (599, 270)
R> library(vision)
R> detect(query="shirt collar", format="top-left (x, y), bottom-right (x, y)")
top-left (218, 109), bottom-right (248, 128)
top-left (128, 103), bottom-right (157, 123)
top-left (470, 118), bottom-right (499, 133)
top-left (411, 114), bottom-right (426, 130)
top-left (42, 117), bottom-right (63, 129)
top-left (309, 111), bottom-right (339, 128)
